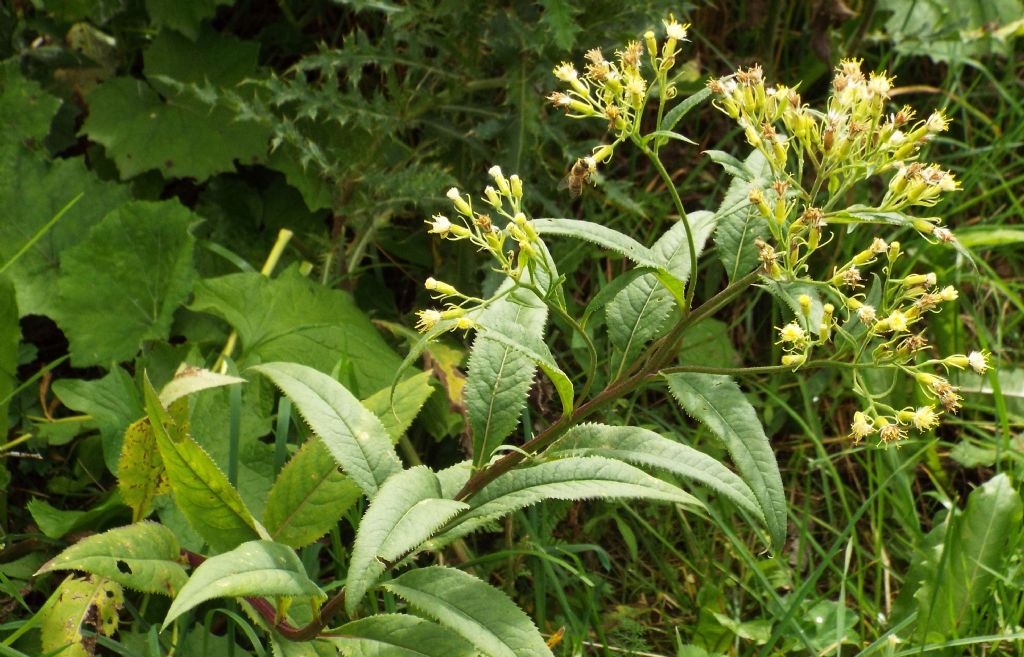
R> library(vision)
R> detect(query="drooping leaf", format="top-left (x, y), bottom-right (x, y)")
top-left (82, 30), bottom-right (268, 180)
top-left (37, 522), bottom-right (188, 596)
top-left (330, 614), bottom-right (476, 657)
top-left (383, 566), bottom-right (554, 657)
top-left (251, 362), bottom-right (402, 498)
top-left (159, 365), bottom-right (246, 407)
top-left (27, 494), bottom-right (126, 540)
top-left (465, 286), bottom-right (547, 467)
top-left (361, 371), bottom-right (436, 442)
top-left (262, 438), bottom-right (361, 549)
top-left (55, 200), bottom-right (197, 367)
top-left (713, 150), bottom-right (773, 282)
top-left (41, 575), bottom-right (123, 657)
top-left (346, 467), bottom-right (467, 615)
top-left (145, 0), bottom-right (235, 40)
top-left (0, 144), bottom-right (131, 317)
top-left (192, 268), bottom-right (402, 395)
top-left (550, 423), bottom-right (763, 521)
top-left (118, 418), bottom-right (168, 521)
top-left (664, 372), bottom-right (787, 550)
top-left (145, 380), bottom-right (261, 552)
top-left (52, 365), bottom-right (144, 472)
top-left (163, 540), bottom-right (324, 628)
top-left (0, 59), bottom-right (62, 150)
top-left (0, 276), bottom-right (17, 435)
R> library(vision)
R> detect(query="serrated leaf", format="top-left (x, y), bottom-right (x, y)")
top-left (362, 371), bottom-right (436, 442)
top-left (713, 150), bottom-right (772, 281)
top-left (550, 424), bottom-right (763, 521)
top-left (252, 362), bottom-right (402, 498)
top-left (465, 286), bottom-right (547, 467)
top-left (55, 200), bottom-right (197, 367)
top-left (761, 279), bottom-right (825, 331)
top-left (192, 268), bottom-right (402, 395)
top-left (664, 372), bottom-right (786, 550)
top-left (41, 575), bottom-right (123, 657)
top-left (37, 523), bottom-right (188, 596)
top-left (0, 59), bottom-right (62, 150)
top-left (159, 366), bottom-right (246, 407)
top-left (0, 145), bottom-right (131, 317)
top-left (455, 456), bottom-right (699, 535)
top-left (330, 614), bottom-right (476, 657)
top-left (163, 540), bottom-right (324, 628)
top-left (118, 418), bottom-right (168, 521)
top-left (607, 211), bottom-right (716, 372)
top-left (263, 439), bottom-right (361, 549)
top-left (383, 566), bottom-right (553, 657)
top-left (539, 0), bottom-right (581, 50)
top-left (346, 467), bottom-right (467, 615)
top-left (660, 86), bottom-right (712, 133)
top-left (145, 380), bottom-right (261, 552)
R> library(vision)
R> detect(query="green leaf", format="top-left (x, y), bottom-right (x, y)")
top-left (145, 380), bottom-right (261, 552)
top-left (664, 372), bottom-right (787, 550)
top-left (53, 365), bottom-right (144, 472)
top-left (346, 467), bottom-right (467, 615)
top-left (550, 423), bottom-right (763, 521)
top-left (539, 0), bottom-right (581, 50)
top-left (0, 59), bottom-right (62, 150)
top-left (660, 86), bottom-right (712, 133)
top-left (454, 456), bottom-right (699, 535)
top-left (476, 315), bottom-right (573, 418)
top-left (607, 211), bottom-right (716, 371)
top-left (146, 0), bottom-right (234, 40)
top-left (192, 268), bottom-right (402, 395)
top-left (465, 286), bottom-right (548, 467)
top-left (251, 362), bottom-right (402, 498)
top-left (41, 575), bottom-right (123, 657)
top-left (37, 522), bottom-right (188, 596)
top-left (330, 614), bottom-right (476, 657)
top-left (916, 473), bottom-right (1022, 640)
top-left (82, 30), bottom-right (268, 181)
top-left (27, 494), bottom-right (125, 540)
top-left (713, 150), bottom-right (772, 282)
top-left (383, 566), bottom-right (553, 657)
top-left (55, 200), bottom-right (197, 367)
top-left (262, 439), bottom-right (361, 549)
top-left (163, 540), bottom-right (324, 629)
top-left (361, 371), bottom-right (436, 442)
top-left (159, 366), bottom-right (246, 407)
top-left (118, 418), bottom-right (168, 522)
top-left (0, 145), bottom-right (131, 317)
top-left (761, 279), bottom-right (825, 331)
top-left (0, 276), bottom-right (17, 435)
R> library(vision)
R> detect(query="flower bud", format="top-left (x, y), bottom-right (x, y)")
top-left (781, 353), bottom-right (806, 368)
top-left (447, 188), bottom-right (472, 216)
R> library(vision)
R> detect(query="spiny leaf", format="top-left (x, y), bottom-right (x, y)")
top-left (550, 423), bottom-right (763, 522)
top-left (263, 439), bottom-right (361, 549)
top-left (41, 575), bottom-right (123, 657)
top-left (251, 362), bottom-right (402, 498)
top-left (145, 379), bottom-right (261, 552)
top-left (383, 566), bottom-right (554, 657)
top-left (330, 614), bottom-right (476, 657)
top-left (37, 523), bottom-right (188, 596)
top-left (465, 286), bottom-right (547, 467)
top-left (345, 467), bottom-right (467, 615)
top-left (664, 372), bottom-right (787, 550)
top-left (163, 540), bottom-right (324, 629)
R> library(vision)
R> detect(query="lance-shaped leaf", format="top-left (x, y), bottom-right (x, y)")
top-left (144, 380), bottom-right (261, 552)
top-left (713, 150), bottom-right (772, 282)
top-left (664, 372), bottom-right (787, 550)
top-left (607, 211), bottom-right (716, 372)
top-left (533, 218), bottom-right (686, 303)
top-left (252, 362), bottom-right (402, 498)
top-left (465, 286), bottom-right (547, 467)
top-left (118, 417), bottom-right (168, 521)
top-left (345, 467), bottom-right (468, 615)
top-left (383, 566), bottom-right (553, 657)
top-left (449, 456), bottom-right (700, 540)
top-left (475, 315), bottom-right (573, 419)
top-left (362, 370), bottom-right (436, 442)
top-left (37, 523), bottom-right (188, 596)
top-left (550, 423), bottom-right (762, 522)
top-left (159, 365), bottom-right (246, 407)
top-left (263, 438), bottom-right (362, 549)
top-left (330, 614), bottom-right (476, 657)
top-left (41, 575), bottom-right (123, 657)
top-left (163, 540), bottom-right (324, 628)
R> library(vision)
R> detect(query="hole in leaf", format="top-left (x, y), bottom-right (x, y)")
top-left (116, 560), bottom-right (132, 575)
